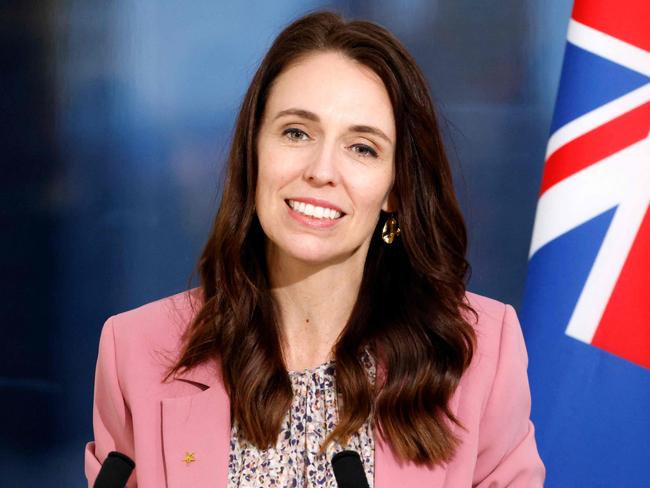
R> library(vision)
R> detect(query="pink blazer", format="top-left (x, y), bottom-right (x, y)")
top-left (84, 289), bottom-right (545, 487)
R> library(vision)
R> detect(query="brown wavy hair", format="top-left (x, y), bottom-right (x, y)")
top-left (168, 9), bottom-right (477, 466)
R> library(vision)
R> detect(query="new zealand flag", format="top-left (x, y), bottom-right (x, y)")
top-left (520, 0), bottom-right (649, 486)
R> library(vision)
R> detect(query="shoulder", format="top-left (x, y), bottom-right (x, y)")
top-left (463, 290), bottom-right (523, 358)
top-left (105, 288), bottom-right (200, 356)
top-left (459, 290), bottom-right (529, 403)
top-left (97, 288), bottom-right (205, 394)
top-left (459, 292), bottom-right (530, 430)
top-left (464, 290), bottom-right (510, 330)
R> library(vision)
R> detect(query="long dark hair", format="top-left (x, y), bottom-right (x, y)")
top-left (168, 10), bottom-right (476, 466)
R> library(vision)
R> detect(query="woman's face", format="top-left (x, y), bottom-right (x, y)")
top-left (255, 51), bottom-right (396, 266)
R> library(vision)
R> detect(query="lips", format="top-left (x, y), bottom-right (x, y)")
top-left (286, 199), bottom-right (343, 220)
top-left (284, 197), bottom-right (346, 228)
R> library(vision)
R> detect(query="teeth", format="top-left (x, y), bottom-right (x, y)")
top-left (287, 200), bottom-right (342, 220)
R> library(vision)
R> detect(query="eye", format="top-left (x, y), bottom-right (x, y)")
top-left (282, 128), bottom-right (309, 142)
top-left (351, 144), bottom-right (379, 158)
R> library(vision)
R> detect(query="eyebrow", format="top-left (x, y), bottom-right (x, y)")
top-left (273, 108), bottom-right (393, 145)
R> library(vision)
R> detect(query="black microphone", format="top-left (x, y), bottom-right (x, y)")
top-left (93, 451), bottom-right (135, 488)
top-left (331, 450), bottom-right (370, 488)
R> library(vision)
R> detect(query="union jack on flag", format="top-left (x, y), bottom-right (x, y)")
top-left (520, 0), bottom-right (649, 486)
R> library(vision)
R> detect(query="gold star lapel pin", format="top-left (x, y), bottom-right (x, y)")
top-left (183, 452), bottom-right (196, 466)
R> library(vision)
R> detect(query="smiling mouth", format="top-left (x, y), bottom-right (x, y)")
top-left (285, 199), bottom-right (345, 220)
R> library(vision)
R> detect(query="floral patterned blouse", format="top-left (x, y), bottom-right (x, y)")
top-left (227, 350), bottom-right (376, 487)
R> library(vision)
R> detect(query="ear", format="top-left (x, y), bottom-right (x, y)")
top-left (381, 189), bottom-right (397, 213)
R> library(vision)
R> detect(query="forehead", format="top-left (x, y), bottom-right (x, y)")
top-left (263, 51), bottom-right (395, 139)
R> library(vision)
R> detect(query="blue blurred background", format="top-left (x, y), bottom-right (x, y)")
top-left (3, 0), bottom-right (572, 485)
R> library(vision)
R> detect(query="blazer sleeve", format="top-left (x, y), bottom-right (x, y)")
top-left (473, 304), bottom-right (546, 487)
top-left (84, 316), bottom-right (137, 487)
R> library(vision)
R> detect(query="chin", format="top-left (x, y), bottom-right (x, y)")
top-left (277, 240), bottom-right (348, 266)
top-left (286, 248), bottom-right (339, 265)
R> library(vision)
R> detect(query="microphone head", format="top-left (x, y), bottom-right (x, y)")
top-left (93, 451), bottom-right (136, 488)
top-left (331, 450), bottom-right (370, 488)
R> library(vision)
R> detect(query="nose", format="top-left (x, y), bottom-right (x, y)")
top-left (303, 138), bottom-right (339, 186)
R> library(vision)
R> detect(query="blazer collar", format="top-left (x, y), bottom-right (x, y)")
top-left (170, 359), bottom-right (218, 389)
top-left (162, 361), bottom-right (461, 488)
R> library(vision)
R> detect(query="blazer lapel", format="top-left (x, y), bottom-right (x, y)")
top-left (161, 363), bottom-right (231, 488)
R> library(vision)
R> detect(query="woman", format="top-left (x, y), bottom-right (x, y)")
top-left (85, 10), bottom-right (545, 488)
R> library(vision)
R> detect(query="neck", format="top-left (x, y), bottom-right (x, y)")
top-left (266, 245), bottom-right (366, 371)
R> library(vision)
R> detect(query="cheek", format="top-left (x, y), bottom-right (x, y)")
top-left (349, 172), bottom-right (394, 213)
top-left (257, 147), bottom-right (302, 194)
top-left (257, 159), bottom-right (284, 198)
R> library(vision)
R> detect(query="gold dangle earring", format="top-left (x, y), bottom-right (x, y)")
top-left (381, 213), bottom-right (401, 244)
